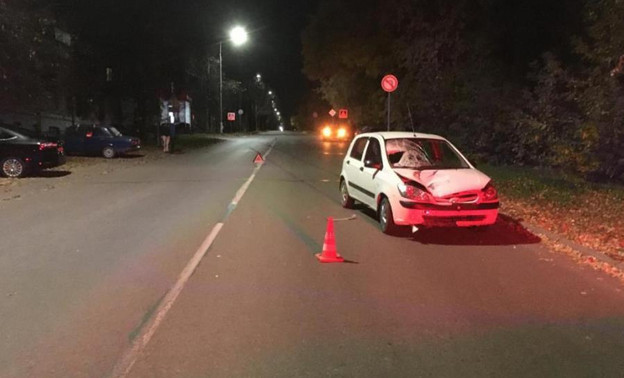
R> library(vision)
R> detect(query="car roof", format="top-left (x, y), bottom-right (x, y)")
top-left (357, 131), bottom-right (447, 140)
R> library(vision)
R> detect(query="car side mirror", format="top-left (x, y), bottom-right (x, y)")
top-left (365, 160), bottom-right (382, 170)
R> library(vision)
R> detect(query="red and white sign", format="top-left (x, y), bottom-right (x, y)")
top-left (227, 112), bottom-right (236, 121)
top-left (381, 74), bottom-right (399, 93)
top-left (329, 109), bottom-right (337, 117)
top-left (253, 153), bottom-right (264, 164)
top-left (339, 109), bottom-right (348, 119)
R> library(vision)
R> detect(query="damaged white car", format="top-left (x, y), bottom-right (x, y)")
top-left (340, 131), bottom-right (499, 234)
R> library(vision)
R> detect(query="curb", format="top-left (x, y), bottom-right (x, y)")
top-left (519, 220), bottom-right (624, 272)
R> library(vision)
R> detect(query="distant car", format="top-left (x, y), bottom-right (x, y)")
top-left (0, 126), bottom-right (66, 178)
top-left (64, 125), bottom-right (141, 158)
top-left (319, 123), bottom-right (352, 141)
top-left (340, 131), bottom-right (499, 234)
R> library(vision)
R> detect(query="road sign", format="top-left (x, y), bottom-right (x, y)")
top-left (381, 74), bottom-right (399, 93)
top-left (329, 109), bottom-right (337, 117)
top-left (238, 109), bottom-right (244, 115)
top-left (227, 112), bottom-right (236, 121)
top-left (312, 112), bottom-right (318, 118)
top-left (339, 109), bottom-right (348, 119)
top-left (253, 153), bottom-right (264, 164)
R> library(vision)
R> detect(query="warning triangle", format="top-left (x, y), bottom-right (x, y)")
top-left (253, 153), bottom-right (265, 164)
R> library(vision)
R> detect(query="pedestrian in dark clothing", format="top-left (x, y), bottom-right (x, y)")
top-left (160, 123), bottom-right (171, 152)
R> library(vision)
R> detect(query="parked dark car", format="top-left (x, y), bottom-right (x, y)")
top-left (0, 126), bottom-right (66, 178)
top-left (64, 125), bottom-right (141, 158)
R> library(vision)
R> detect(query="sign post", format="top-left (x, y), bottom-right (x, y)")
top-left (381, 74), bottom-right (399, 131)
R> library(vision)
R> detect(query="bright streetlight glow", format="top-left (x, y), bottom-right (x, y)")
top-left (219, 25), bottom-right (250, 133)
top-left (229, 26), bottom-right (248, 46)
top-left (268, 91), bottom-right (273, 95)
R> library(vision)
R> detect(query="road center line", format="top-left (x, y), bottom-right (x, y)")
top-left (110, 139), bottom-right (276, 378)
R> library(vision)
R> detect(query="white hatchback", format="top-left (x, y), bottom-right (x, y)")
top-left (340, 132), bottom-right (499, 234)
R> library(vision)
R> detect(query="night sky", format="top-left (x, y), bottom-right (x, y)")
top-left (205, 0), bottom-right (319, 118)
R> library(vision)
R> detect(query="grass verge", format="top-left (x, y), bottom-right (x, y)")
top-left (481, 164), bottom-right (624, 262)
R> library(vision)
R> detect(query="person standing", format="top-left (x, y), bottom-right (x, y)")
top-left (168, 122), bottom-right (176, 153)
top-left (160, 123), bottom-right (171, 152)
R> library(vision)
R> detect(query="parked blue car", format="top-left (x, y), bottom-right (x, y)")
top-left (63, 125), bottom-right (141, 158)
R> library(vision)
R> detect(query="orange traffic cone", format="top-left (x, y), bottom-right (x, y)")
top-left (315, 217), bottom-right (344, 263)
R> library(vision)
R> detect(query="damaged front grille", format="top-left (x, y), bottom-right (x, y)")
top-left (436, 190), bottom-right (480, 204)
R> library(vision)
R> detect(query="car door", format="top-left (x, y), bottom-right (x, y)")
top-left (84, 126), bottom-right (110, 154)
top-left (359, 136), bottom-right (384, 208)
top-left (344, 136), bottom-right (374, 204)
top-left (63, 126), bottom-right (84, 154)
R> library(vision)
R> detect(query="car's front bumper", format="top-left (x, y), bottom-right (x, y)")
top-left (118, 144), bottom-right (141, 153)
top-left (393, 200), bottom-right (499, 227)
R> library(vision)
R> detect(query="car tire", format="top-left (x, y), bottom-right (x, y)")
top-left (340, 179), bottom-right (355, 208)
top-left (379, 197), bottom-right (399, 235)
top-left (102, 147), bottom-right (116, 159)
top-left (1, 157), bottom-right (28, 178)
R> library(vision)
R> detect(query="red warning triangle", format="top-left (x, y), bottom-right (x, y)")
top-left (253, 153), bottom-right (265, 164)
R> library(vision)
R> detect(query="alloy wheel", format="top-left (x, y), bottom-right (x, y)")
top-left (2, 158), bottom-right (24, 178)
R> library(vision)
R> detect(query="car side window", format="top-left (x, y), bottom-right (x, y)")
top-left (364, 138), bottom-right (382, 165)
top-left (0, 130), bottom-right (14, 140)
top-left (93, 128), bottom-right (111, 137)
top-left (350, 137), bottom-right (368, 161)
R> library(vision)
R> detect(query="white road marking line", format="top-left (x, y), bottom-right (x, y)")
top-left (111, 140), bottom-right (276, 378)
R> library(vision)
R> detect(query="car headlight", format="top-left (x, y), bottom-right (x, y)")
top-left (397, 183), bottom-right (432, 202)
top-left (337, 128), bottom-right (347, 138)
top-left (482, 182), bottom-right (498, 201)
top-left (322, 126), bottom-right (332, 137)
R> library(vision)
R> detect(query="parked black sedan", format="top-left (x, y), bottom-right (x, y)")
top-left (64, 125), bottom-right (141, 158)
top-left (0, 126), bottom-right (66, 178)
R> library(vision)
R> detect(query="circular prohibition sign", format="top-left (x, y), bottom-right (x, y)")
top-left (381, 74), bottom-right (399, 93)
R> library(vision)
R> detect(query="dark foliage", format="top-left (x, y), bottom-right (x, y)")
top-left (301, 0), bottom-right (624, 181)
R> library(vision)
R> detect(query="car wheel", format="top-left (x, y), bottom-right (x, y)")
top-left (1, 157), bottom-right (27, 178)
top-left (340, 179), bottom-right (355, 208)
top-left (102, 147), bottom-right (116, 159)
top-left (379, 197), bottom-right (399, 235)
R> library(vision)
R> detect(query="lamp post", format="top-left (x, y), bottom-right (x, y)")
top-left (219, 26), bottom-right (248, 134)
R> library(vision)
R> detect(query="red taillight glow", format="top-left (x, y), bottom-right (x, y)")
top-left (482, 183), bottom-right (498, 201)
top-left (39, 142), bottom-right (57, 151)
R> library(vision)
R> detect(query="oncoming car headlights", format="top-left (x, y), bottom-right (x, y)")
top-left (337, 128), bottom-right (347, 138)
top-left (322, 126), bottom-right (332, 137)
top-left (397, 183), bottom-right (433, 202)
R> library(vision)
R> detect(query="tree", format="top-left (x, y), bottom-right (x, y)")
top-left (0, 0), bottom-right (72, 114)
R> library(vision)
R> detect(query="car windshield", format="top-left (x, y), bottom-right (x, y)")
top-left (108, 127), bottom-right (123, 137)
top-left (385, 138), bottom-right (470, 170)
top-left (0, 127), bottom-right (27, 140)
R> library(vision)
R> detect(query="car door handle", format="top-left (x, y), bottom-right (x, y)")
top-left (359, 167), bottom-right (364, 172)
top-left (347, 160), bottom-right (350, 165)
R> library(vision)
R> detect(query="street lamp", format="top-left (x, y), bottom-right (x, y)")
top-left (220, 25), bottom-right (248, 133)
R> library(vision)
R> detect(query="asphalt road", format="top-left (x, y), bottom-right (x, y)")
top-left (2, 133), bottom-right (624, 377)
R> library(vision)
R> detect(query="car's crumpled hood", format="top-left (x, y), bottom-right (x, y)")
top-left (393, 168), bottom-right (491, 197)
